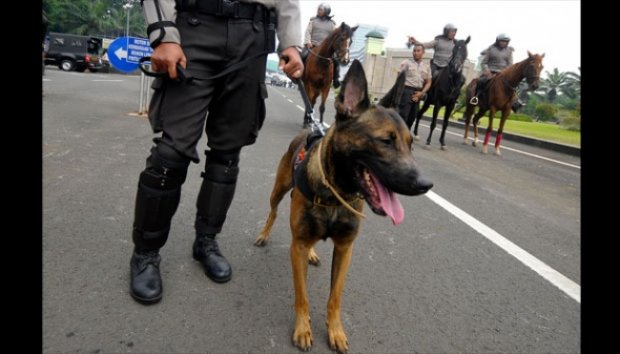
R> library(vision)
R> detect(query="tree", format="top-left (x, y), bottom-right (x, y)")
top-left (536, 68), bottom-right (571, 103)
top-left (43, 0), bottom-right (145, 38)
top-left (563, 67), bottom-right (581, 99)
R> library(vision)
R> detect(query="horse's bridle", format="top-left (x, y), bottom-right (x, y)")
top-left (522, 58), bottom-right (541, 85)
top-left (308, 31), bottom-right (349, 64)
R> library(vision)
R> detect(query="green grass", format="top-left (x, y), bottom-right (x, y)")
top-left (431, 107), bottom-right (581, 147)
top-left (472, 118), bottom-right (581, 146)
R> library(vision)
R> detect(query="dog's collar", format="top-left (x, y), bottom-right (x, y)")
top-left (293, 138), bottom-right (364, 216)
top-left (315, 139), bottom-right (366, 219)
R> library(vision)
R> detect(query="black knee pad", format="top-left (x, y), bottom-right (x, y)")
top-left (203, 149), bottom-right (241, 184)
top-left (142, 144), bottom-right (191, 190)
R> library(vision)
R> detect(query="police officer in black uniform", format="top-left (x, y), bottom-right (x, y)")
top-left (130, 0), bottom-right (303, 304)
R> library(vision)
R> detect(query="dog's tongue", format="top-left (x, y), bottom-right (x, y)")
top-left (370, 172), bottom-right (404, 225)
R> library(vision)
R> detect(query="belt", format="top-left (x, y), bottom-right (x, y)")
top-left (177, 0), bottom-right (267, 20)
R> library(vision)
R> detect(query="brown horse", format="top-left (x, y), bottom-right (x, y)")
top-left (463, 51), bottom-right (545, 155)
top-left (302, 22), bottom-right (357, 125)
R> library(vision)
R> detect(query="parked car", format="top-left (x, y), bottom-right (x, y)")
top-left (44, 32), bottom-right (103, 72)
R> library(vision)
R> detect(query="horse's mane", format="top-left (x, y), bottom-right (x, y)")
top-left (494, 56), bottom-right (530, 82)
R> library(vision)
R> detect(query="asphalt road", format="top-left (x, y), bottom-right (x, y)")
top-left (43, 68), bottom-right (580, 354)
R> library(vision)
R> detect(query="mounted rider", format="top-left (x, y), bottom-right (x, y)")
top-left (408, 23), bottom-right (458, 80)
top-left (470, 33), bottom-right (515, 106)
top-left (302, 3), bottom-right (340, 88)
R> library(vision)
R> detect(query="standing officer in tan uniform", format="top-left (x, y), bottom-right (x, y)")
top-left (398, 43), bottom-right (432, 129)
top-left (130, 0), bottom-right (303, 305)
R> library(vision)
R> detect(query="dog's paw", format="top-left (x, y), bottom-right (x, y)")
top-left (254, 234), bottom-right (268, 247)
top-left (328, 327), bottom-right (349, 353)
top-left (308, 247), bottom-right (321, 266)
top-left (293, 322), bottom-right (313, 351)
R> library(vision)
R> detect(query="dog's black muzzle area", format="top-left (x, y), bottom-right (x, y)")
top-left (409, 176), bottom-right (433, 196)
top-left (369, 162), bottom-right (433, 197)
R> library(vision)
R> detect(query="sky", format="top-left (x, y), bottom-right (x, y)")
top-left (291, 0), bottom-right (580, 74)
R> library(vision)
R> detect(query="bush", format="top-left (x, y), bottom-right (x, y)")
top-left (521, 94), bottom-right (541, 116)
top-left (560, 110), bottom-right (581, 131)
top-left (534, 103), bottom-right (558, 122)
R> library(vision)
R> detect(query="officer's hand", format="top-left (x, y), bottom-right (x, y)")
top-left (407, 35), bottom-right (416, 44)
top-left (150, 43), bottom-right (187, 81)
top-left (279, 46), bottom-right (304, 79)
top-left (305, 43), bottom-right (313, 49)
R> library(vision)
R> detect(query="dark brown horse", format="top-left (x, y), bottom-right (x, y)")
top-left (302, 22), bottom-right (357, 125)
top-left (413, 36), bottom-right (470, 149)
top-left (463, 51), bottom-right (544, 155)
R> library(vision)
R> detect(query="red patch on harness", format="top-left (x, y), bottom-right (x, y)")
top-left (293, 147), bottom-right (306, 171)
top-left (298, 148), bottom-right (306, 162)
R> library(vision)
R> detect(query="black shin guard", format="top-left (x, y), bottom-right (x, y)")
top-left (195, 149), bottom-right (240, 236)
top-left (132, 144), bottom-right (190, 251)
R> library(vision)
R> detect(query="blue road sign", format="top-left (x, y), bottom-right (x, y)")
top-left (108, 36), bottom-right (153, 73)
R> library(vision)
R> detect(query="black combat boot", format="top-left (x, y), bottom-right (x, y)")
top-left (130, 248), bottom-right (163, 304)
top-left (193, 234), bottom-right (232, 283)
top-left (129, 144), bottom-right (189, 304)
top-left (193, 150), bottom-right (239, 283)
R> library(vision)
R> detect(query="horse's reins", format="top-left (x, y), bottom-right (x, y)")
top-left (307, 31), bottom-right (347, 63)
top-left (294, 79), bottom-right (365, 219)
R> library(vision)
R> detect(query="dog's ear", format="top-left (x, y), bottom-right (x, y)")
top-left (335, 59), bottom-right (370, 119)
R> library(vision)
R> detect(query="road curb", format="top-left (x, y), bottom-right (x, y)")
top-left (419, 116), bottom-right (581, 157)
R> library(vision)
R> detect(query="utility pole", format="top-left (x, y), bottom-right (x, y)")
top-left (123, 1), bottom-right (133, 38)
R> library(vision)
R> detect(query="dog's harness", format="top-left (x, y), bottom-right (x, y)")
top-left (292, 134), bottom-right (365, 218)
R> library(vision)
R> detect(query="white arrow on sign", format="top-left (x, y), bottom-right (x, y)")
top-left (114, 47), bottom-right (128, 60)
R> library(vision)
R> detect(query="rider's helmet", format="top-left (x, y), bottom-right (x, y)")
top-left (318, 3), bottom-right (331, 17)
top-left (443, 23), bottom-right (457, 36)
top-left (496, 33), bottom-right (511, 42)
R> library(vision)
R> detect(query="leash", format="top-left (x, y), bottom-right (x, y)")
top-left (316, 139), bottom-right (366, 219)
top-left (293, 78), bottom-right (329, 134)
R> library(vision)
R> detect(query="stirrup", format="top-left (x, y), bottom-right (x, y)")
top-left (469, 96), bottom-right (479, 105)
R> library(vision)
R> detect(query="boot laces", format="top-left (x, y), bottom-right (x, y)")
top-left (204, 238), bottom-right (222, 255)
top-left (134, 249), bottom-right (161, 270)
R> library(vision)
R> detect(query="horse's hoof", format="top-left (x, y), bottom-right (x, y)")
top-left (414, 135), bottom-right (420, 141)
top-left (472, 140), bottom-right (478, 147)
top-left (495, 149), bottom-right (502, 156)
top-left (440, 145), bottom-right (447, 151)
top-left (462, 139), bottom-right (468, 145)
top-left (481, 146), bottom-right (488, 154)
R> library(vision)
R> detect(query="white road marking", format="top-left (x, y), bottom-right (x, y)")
top-left (418, 122), bottom-right (580, 169)
top-left (287, 99), bottom-right (294, 103)
top-left (296, 105), bottom-right (304, 112)
top-left (92, 79), bottom-right (124, 82)
top-left (425, 190), bottom-right (580, 303)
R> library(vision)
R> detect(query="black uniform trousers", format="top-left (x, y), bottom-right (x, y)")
top-left (398, 86), bottom-right (423, 129)
top-left (149, 11), bottom-right (269, 163)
